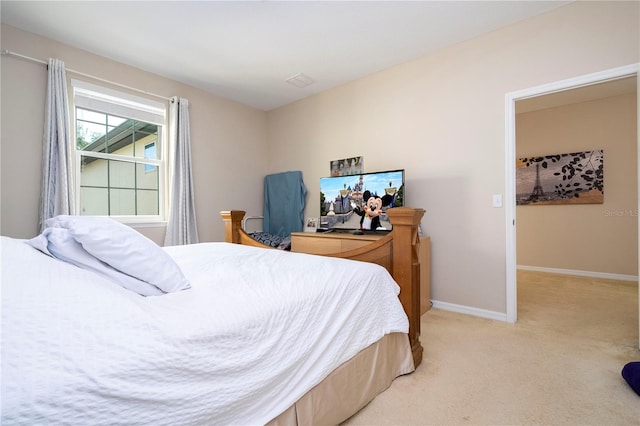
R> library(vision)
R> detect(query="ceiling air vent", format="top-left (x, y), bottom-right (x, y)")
top-left (286, 73), bottom-right (315, 88)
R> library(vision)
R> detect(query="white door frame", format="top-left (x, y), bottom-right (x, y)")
top-left (504, 63), bottom-right (640, 326)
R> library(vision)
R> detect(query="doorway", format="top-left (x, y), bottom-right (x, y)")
top-left (504, 64), bottom-right (640, 347)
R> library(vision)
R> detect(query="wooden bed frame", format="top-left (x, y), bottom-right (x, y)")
top-left (221, 206), bottom-right (425, 368)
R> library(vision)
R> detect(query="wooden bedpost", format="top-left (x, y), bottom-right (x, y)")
top-left (386, 207), bottom-right (425, 368)
top-left (220, 210), bottom-right (246, 244)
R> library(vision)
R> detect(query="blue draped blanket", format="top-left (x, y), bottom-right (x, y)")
top-left (263, 171), bottom-right (306, 238)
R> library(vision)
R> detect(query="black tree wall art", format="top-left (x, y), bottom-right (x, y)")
top-left (516, 149), bottom-right (604, 205)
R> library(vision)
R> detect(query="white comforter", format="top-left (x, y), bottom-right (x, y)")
top-left (1, 237), bottom-right (410, 425)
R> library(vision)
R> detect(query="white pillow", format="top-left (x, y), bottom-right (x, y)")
top-left (27, 228), bottom-right (165, 296)
top-left (44, 216), bottom-right (190, 294)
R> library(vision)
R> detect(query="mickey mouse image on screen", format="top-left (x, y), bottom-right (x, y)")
top-left (353, 190), bottom-right (384, 231)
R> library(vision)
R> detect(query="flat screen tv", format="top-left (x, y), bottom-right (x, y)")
top-left (319, 169), bottom-right (405, 232)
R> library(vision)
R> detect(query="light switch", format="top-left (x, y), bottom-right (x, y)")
top-left (492, 194), bottom-right (503, 208)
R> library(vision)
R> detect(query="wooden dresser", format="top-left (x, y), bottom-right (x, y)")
top-left (291, 231), bottom-right (431, 314)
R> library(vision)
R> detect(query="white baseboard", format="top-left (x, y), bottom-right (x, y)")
top-left (429, 266), bottom-right (638, 323)
top-left (430, 300), bottom-right (508, 322)
top-left (517, 265), bottom-right (638, 282)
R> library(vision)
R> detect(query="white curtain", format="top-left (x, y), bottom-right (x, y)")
top-left (164, 97), bottom-right (199, 246)
top-left (39, 58), bottom-right (74, 232)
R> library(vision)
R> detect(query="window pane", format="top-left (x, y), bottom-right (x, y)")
top-left (77, 108), bottom-right (106, 123)
top-left (109, 189), bottom-right (136, 215)
top-left (80, 156), bottom-right (108, 186)
top-left (108, 115), bottom-right (127, 127)
top-left (106, 120), bottom-right (134, 155)
top-left (77, 120), bottom-right (107, 151)
top-left (80, 158), bottom-right (159, 216)
top-left (101, 120), bottom-right (159, 157)
top-left (132, 124), bottom-right (159, 159)
top-left (137, 163), bottom-right (158, 189)
top-left (137, 189), bottom-right (159, 215)
top-left (109, 159), bottom-right (135, 188)
top-left (80, 187), bottom-right (108, 215)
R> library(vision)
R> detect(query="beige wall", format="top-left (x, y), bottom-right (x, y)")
top-left (266, 2), bottom-right (639, 315)
top-left (1, 24), bottom-right (269, 244)
top-left (516, 93), bottom-right (638, 276)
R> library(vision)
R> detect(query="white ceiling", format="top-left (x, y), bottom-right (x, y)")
top-left (1, 1), bottom-right (573, 111)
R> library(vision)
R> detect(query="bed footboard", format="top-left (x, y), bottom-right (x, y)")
top-left (220, 211), bottom-right (275, 249)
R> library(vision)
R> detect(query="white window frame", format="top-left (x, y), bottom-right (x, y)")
top-left (71, 79), bottom-right (168, 224)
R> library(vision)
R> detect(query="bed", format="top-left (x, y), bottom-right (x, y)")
top-left (222, 206), bottom-right (425, 424)
top-left (1, 207), bottom-right (424, 425)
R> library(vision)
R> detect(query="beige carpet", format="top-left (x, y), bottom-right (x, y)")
top-left (344, 270), bottom-right (640, 425)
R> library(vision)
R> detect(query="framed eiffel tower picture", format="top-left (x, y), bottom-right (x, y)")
top-left (516, 149), bottom-right (604, 206)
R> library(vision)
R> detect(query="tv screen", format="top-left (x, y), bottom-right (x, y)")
top-left (319, 169), bottom-right (405, 232)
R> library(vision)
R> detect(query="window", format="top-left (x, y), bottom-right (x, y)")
top-left (72, 80), bottom-right (166, 222)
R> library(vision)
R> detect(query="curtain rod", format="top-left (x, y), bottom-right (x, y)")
top-left (1, 48), bottom-right (172, 102)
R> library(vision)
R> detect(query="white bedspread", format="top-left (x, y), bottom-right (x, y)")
top-left (1, 237), bottom-right (410, 425)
